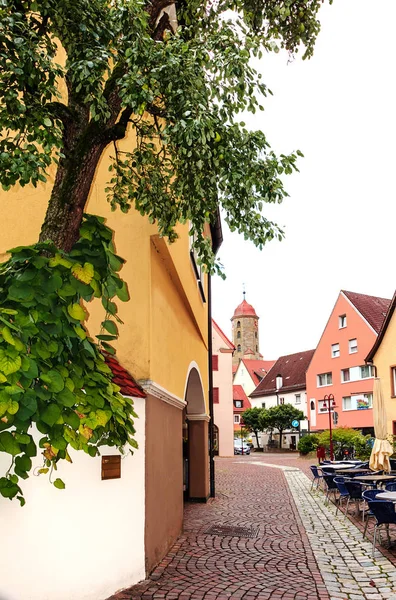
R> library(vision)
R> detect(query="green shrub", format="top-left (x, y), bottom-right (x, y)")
top-left (298, 434), bottom-right (319, 455)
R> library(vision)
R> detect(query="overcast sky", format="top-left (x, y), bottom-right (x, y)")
top-left (212, 0), bottom-right (396, 360)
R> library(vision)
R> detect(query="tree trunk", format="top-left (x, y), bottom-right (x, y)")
top-left (39, 131), bottom-right (107, 251)
top-left (254, 431), bottom-right (260, 449)
top-left (279, 429), bottom-right (283, 449)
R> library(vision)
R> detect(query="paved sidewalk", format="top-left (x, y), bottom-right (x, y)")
top-left (109, 457), bottom-right (328, 600)
top-left (288, 470), bottom-right (396, 600)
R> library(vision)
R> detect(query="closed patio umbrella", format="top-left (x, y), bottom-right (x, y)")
top-left (369, 378), bottom-right (393, 472)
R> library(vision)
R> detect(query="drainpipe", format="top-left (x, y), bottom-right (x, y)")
top-left (208, 274), bottom-right (215, 497)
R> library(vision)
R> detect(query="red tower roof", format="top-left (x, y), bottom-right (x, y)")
top-left (232, 299), bottom-right (258, 319)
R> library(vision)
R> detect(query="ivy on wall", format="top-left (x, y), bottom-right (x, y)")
top-left (0, 215), bottom-right (137, 504)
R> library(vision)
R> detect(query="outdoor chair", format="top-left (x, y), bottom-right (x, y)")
top-left (362, 489), bottom-right (384, 538)
top-left (344, 480), bottom-right (366, 516)
top-left (309, 465), bottom-right (324, 490)
top-left (323, 474), bottom-right (338, 505)
top-left (367, 500), bottom-right (396, 557)
top-left (385, 482), bottom-right (396, 492)
top-left (333, 477), bottom-right (349, 516)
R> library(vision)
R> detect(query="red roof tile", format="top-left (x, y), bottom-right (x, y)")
top-left (250, 350), bottom-right (315, 397)
top-left (232, 299), bottom-right (258, 318)
top-left (342, 290), bottom-right (391, 334)
top-left (242, 359), bottom-right (276, 386)
top-left (104, 354), bottom-right (146, 398)
top-left (212, 319), bottom-right (235, 350)
top-left (233, 385), bottom-right (251, 411)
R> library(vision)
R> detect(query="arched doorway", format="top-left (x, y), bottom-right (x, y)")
top-left (184, 364), bottom-right (210, 502)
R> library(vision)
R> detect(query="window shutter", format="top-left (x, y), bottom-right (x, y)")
top-left (212, 355), bottom-right (219, 371)
top-left (213, 387), bottom-right (219, 403)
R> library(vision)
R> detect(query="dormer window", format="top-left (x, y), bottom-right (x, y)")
top-left (234, 400), bottom-right (242, 408)
top-left (276, 375), bottom-right (283, 390)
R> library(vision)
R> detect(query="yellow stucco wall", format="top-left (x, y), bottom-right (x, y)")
top-left (372, 312), bottom-right (396, 436)
top-left (0, 126), bottom-right (209, 407)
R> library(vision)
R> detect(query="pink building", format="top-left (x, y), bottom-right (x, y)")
top-left (307, 290), bottom-right (390, 434)
top-left (212, 320), bottom-right (235, 456)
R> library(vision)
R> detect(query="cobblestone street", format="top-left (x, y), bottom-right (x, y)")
top-left (109, 455), bottom-right (396, 600)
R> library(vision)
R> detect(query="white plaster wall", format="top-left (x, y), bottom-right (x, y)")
top-left (233, 362), bottom-right (256, 396)
top-left (250, 391), bottom-right (309, 448)
top-left (212, 330), bottom-right (234, 457)
top-left (0, 396), bottom-right (146, 600)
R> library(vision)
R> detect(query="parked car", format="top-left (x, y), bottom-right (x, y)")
top-left (234, 439), bottom-right (251, 455)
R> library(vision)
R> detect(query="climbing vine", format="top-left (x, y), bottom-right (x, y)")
top-left (0, 215), bottom-right (137, 504)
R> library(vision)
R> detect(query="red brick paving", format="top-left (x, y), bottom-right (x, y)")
top-left (108, 453), bottom-right (329, 600)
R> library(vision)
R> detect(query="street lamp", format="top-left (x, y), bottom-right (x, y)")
top-left (322, 394), bottom-right (336, 461)
top-left (240, 418), bottom-right (244, 455)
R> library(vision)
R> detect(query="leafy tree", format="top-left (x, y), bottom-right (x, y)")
top-left (241, 407), bottom-right (263, 448)
top-left (261, 404), bottom-right (304, 449)
top-left (0, 0), bottom-right (330, 502)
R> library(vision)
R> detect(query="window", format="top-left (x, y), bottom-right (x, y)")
top-left (234, 400), bottom-right (242, 408)
top-left (213, 387), bottom-right (219, 403)
top-left (234, 414), bottom-right (240, 424)
top-left (349, 338), bottom-right (358, 354)
top-left (237, 344), bottom-right (241, 352)
top-left (343, 393), bottom-right (373, 411)
top-left (256, 345), bottom-right (258, 352)
top-left (331, 343), bottom-right (340, 358)
top-left (391, 366), bottom-right (396, 397)
top-left (295, 394), bottom-right (301, 404)
top-left (261, 402), bottom-right (266, 408)
top-left (212, 355), bottom-right (218, 371)
top-left (310, 400), bottom-right (315, 410)
top-left (342, 396), bottom-right (352, 410)
top-left (360, 365), bottom-right (374, 379)
top-left (255, 332), bottom-right (257, 339)
top-left (279, 397), bottom-right (285, 405)
top-left (237, 331), bottom-right (241, 339)
top-left (341, 369), bottom-right (350, 382)
top-left (317, 372), bottom-right (332, 387)
top-left (237, 321), bottom-right (241, 328)
top-left (339, 314), bottom-right (347, 328)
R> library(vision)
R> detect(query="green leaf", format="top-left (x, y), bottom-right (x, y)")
top-left (57, 388), bottom-right (76, 408)
top-left (0, 350), bottom-right (22, 375)
top-left (40, 370), bottom-right (64, 393)
top-left (67, 303), bottom-right (86, 321)
top-left (41, 404), bottom-right (62, 427)
top-left (102, 320), bottom-right (118, 335)
top-left (71, 262), bottom-right (94, 285)
top-left (116, 281), bottom-right (129, 302)
top-left (0, 432), bottom-right (21, 456)
top-left (53, 478), bottom-right (65, 490)
top-left (7, 400), bottom-right (19, 415)
top-left (15, 454), bottom-right (32, 473)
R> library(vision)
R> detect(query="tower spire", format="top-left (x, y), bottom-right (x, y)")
top-left (242, 283), bottom-right (246, 300)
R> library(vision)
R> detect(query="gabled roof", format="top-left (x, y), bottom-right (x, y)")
top-left (105, 354), bottom-right (146, 398)
top-left (241, 358), bottom-right (276, 386)
top-left (250, 350), bottom-right (315, 397)
top-left (366, 290), bottom-right (396, 362)
top-left (232, 299), bottom-right (258, 319)
top-left (342, 290), bottom-right (391, 334)
top-left (233, 385), bottom-right (251, 412)
top-left (212, 319), bottom-right (235, 350)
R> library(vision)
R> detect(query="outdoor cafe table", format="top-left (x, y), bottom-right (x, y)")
top-left (357, 475), bottom-right (396, 488)
top-left (334, 468), bottom-right (371, 476)
top-left (376, 492), bottom-right (396, 501)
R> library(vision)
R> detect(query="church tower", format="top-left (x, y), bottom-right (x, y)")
top-left (231, 295), bottom-right (260, 367)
